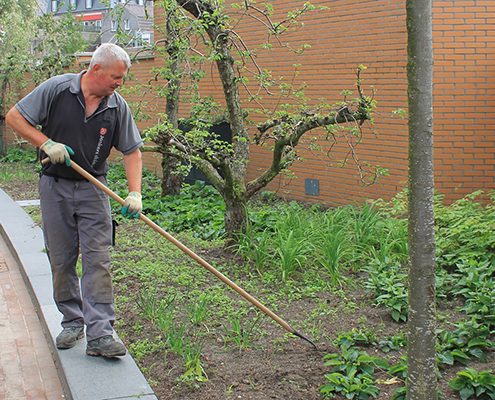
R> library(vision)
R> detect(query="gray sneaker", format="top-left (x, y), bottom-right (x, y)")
top-left (56, 326), bottom-right (85, 349)
top-left (86, 335), bottom-right (126, 358)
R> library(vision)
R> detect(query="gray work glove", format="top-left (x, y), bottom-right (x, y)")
top-left (121, 191), bottom-right (142, 219)
top-left (40, 139), bottom-right (74, 166)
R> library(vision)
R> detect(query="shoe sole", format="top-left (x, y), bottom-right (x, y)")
top-left (86, 349), bottom-right (126, 358)
top-left (56, 332), bottom-right (85, 350)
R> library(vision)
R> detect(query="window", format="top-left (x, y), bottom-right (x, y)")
top-left (51, 0), bottom-right (58, 12)
top-left (141, 32), bottom-right (150, 44)
top-left (85, 0), bottom-right (92, 9)
top-left (95, 19), bottom-right (102, 28)
top-left (111, 20), bottom-right (117, 32)
top-left (69, 0), bottom-right (77, 9)
top-left (124, 19), bottom-right (130, 30)
top-left (137, 0), bottom-right (144, 5)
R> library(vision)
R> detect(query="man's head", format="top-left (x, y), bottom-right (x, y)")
top-left (87, 43), bottom-right (131, 97)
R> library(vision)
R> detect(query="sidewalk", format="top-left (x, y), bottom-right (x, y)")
top-left (0, 234), bottom-right (64, 400)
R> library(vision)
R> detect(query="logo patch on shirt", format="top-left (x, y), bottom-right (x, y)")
top-left (100, 127), bottom-right (107, 136)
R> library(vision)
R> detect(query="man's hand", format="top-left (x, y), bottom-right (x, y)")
top-left (40, 139), bottom-right (74, 166)
top-left (121, 192), bottom-right (142, 219)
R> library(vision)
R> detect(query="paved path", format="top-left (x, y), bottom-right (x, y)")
top-left (0, 235), bottom-right (64, 400)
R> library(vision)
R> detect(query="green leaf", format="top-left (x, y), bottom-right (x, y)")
top-left (459, 387), bottom-right (475, 400)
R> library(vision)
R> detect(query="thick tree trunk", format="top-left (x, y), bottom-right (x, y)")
top-left (406, 1), bottom-right (437, 399)
top-left (223, 193), bottom-right (248, 245)
top-left (160, 154), bottom-right (182, 195)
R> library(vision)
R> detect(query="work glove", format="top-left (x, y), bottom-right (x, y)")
top-left (121, 191), bottom-right (142, 219)
top-left (40, 139), bottom-right (74, 166)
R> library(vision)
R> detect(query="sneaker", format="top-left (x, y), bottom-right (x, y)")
top-left (86, 335), bottom-right (126, 358)
top-left (56, 326), bottom-right (85, 349)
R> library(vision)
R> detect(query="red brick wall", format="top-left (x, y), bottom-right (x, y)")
top-left (235, 0), bottom-right (410, 206)
top-left (7, 1), bottom-right (495, 205)
top-left (142, 0), bottom-right (413, 206)
top-left (433, 0), bottom-right (495, 202)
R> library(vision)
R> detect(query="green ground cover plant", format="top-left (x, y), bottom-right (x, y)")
top-left (449, 368), bottom-right (495, 400)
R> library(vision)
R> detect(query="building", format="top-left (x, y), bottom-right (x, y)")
top-left (49, 0), bottom-right (153, 49)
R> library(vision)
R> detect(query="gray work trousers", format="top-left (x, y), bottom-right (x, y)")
top-left (39, 174), bottom-right (115, 341)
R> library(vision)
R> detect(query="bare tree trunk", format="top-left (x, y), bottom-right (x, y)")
top-left (406, 1), bottom-right (437, 399)
top-left (161, 9), bottom-right (183, 196)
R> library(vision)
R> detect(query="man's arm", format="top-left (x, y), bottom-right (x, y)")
top-left (5, 107), bottom-right (48, 147)
top-left (121, 149), bottom-right (143, 218)
top-left (123, 149), bottom-right (142, 193)
top-left (6, 107), bottom-right (74, 165)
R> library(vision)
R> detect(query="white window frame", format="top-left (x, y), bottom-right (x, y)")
top-left (51, 0), bottom-right (58, 12)
top-left (141, 32), bottom-right (151, 44)
top-left (85, 0), bottom-right (93, 9)
top-left (124, 19), bottom-right (130, 30)
top-left (111, 20), bottom-right (117, 32)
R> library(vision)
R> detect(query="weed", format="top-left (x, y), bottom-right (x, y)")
top-left (225, 313), bottom-right (263, 351)
top-left (180, 342), bottom-right (208, 383)
top-left (128, 338), bottom-right (165, 361)
top-left (188, 295), bottom-right (209, 326)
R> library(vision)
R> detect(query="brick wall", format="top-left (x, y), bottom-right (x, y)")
top-left (138, 0), bottom-right (413, 206)
top-left (7, 1), bottom-right (495, 205)
top-left (432, 0), bottom-right (495, 202)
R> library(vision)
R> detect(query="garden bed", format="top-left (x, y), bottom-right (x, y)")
top-left (1, 154), bottom-right (494, 400)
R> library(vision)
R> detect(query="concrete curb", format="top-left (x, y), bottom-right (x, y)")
top-left (0, 189), bottom-right (157, 400)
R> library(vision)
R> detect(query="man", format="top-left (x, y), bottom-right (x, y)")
top-left (6, 43), bottom-right (143, 358)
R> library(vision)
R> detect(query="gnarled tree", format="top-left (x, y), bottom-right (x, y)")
top-left (145, 0), bottom-right (380, 243)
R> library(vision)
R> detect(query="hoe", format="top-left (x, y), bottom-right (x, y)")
top-left (43, 158), bottom-right (317, 350)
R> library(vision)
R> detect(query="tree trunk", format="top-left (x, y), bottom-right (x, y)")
top-left (0, 116), bottom-right (6, 157)
top-left (160, 153), bottom-right (182, 195)
top-left (223, 193), bottom-right (248, 246)
top-left (0, 81), bottom-right (7, 157)
top-left (160, 7), bottom-right (183, 196)
top-left (406, 0), bottom-right (437, 399)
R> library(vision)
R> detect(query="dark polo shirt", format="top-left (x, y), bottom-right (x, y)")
top-left (16, 71), bottom-right (143, 180)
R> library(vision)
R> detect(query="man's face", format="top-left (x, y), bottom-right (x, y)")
top-left (93, 60), bottom-right (128, 96)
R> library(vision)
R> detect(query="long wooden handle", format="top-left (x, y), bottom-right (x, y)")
top-left (42, 158), bottom-right (301, 338)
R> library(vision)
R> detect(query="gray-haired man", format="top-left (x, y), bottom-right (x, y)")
top-left (6, 43), bottom-right (143, 357)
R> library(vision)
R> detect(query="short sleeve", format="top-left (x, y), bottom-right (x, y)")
top-left (15, 76), bottom-right (62, 127)
top-left (114, 98), bottom-right (143, 154)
